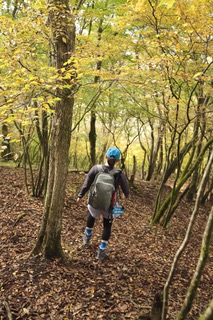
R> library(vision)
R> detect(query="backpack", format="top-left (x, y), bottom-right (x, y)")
top-left (88, 165), bottom-right (121, 212)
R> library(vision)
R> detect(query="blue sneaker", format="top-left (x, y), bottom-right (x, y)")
top-left (96, 248), bottom-right (107, 260)
top-left (83, 234), bottom-right (91, 245)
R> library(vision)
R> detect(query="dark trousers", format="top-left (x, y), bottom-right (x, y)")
top-left (86, 212), bottom-right (112, 241)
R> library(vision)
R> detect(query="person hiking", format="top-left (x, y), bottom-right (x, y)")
top-left (76, 147), bottom-right (129, 260)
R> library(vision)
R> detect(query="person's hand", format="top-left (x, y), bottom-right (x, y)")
top-left (76, 197), bottom-right (83, 205)
top-left (121, 194), bottom-right (127, 201)
top-left (120, 194), bottom-right (127, 206)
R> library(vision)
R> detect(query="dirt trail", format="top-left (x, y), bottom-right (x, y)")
top-left (0, 167), bottom-right (212, 319)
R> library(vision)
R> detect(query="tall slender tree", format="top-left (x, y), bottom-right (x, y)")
top-left (32, 0), bottom-right (76, 259)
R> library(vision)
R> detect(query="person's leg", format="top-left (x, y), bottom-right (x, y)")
top-left (83, 211), bottom-right (95, 244)
top-left (97, 218), bottom-right (113, 259)
top-left (86, 211), bottom-right (95, 233)
top-left (102, 217), bottom-right (112, 240)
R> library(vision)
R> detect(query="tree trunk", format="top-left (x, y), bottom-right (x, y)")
top-left (186, 88), bottom-right (207, 201)
top-left (89, 109), bottom-right (97, 166)
top-left (89, 18), bottom-right (103, 167)
top-left (152, 138), bottom-right (213, 225)
top-left (1, 124), bottom-right (12, 161)
top-left (34, 107), bottom-right (50, 197)
top-left (129, 155), bottom-right (137, 187)
top-left (151, 292), bottom-right (163, 320)
top-left (32, 0), bottom-right (75, 259)
top-left (201, 175), bottom-right (213, 205)
top-left (162, 140), bottom-right (194, 184)
top-left (199, 298), bottom-right (213, 320)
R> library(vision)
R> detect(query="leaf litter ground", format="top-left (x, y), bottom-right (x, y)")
top-left (0, 167), bottom-right (212, 320)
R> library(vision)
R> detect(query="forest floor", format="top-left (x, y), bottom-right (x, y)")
top-left (0, 166), bottom-right (212, 320)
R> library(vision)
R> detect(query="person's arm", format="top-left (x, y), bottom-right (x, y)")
top-left (76, 165), bottom-right (99, 204)
top-left (119, 172), bottom-right (129, 199)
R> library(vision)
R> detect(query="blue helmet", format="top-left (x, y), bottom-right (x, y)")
top-left (106, 147), bottom-right (121, 160)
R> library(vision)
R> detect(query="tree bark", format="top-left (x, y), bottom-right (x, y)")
top-left (162, 140), bottom-right (194, 184)
top-left (199, 298), bottom-right (213, 320)
top-left (34, 107), bottom-right (50, 197)
top-left (32, 0), bottom-right (75, 259)
top-left (89, 18), bottom-right (103, 167)
top-left (152, 138), bottom-right (213, 225)
top-left (89, 109), bottom-right (97, 166)
top-left (129, 155), bottom-right (137, 187)
top-left (186, 95), bottom-right (205, 201)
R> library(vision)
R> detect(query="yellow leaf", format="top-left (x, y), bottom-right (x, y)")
top-left (193, 72), bottom-right (203, 79)
top-left (91, 286), bottom-right (95, 297)
top-left (158, 0), bottom-right (176, 8)
top-left (23, 308), bottom-right (30, 315)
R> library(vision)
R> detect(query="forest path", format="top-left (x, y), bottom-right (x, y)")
top-left (0, 167), bottom-right (212, 320)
